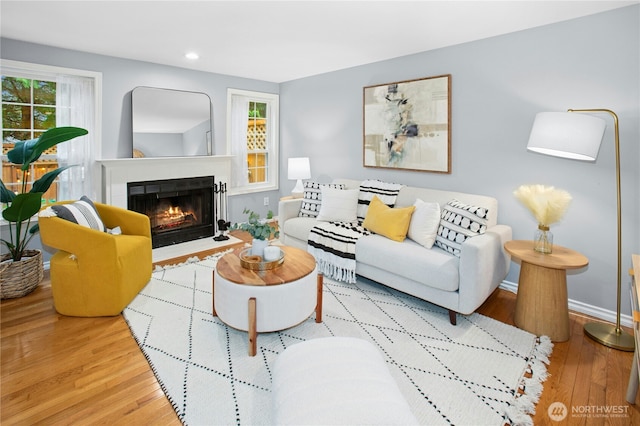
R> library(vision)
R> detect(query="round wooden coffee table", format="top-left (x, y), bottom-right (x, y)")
top-left (212, 245), bottom-right (323, 356)
top-left (504, 240), bottom-right (588, 342)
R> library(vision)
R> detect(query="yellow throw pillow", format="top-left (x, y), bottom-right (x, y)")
top-left (362, 196), bottom-right (416, 242)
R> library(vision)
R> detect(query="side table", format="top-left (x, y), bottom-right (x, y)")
top-left (504, 240), bottom-right (588, 342)
top-left (213, 245), bottom-right (323, 356)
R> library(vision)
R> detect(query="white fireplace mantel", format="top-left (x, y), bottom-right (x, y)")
top-left (98, 156), bottom-right (232, 208)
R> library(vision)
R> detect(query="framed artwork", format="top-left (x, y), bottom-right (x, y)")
top-left (363, 74), bottom-right (451, 173)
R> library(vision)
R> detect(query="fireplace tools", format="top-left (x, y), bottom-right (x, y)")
top-left (214, 181), bottom-right (231, 241)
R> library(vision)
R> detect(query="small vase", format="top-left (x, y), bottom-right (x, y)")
top-left (534, 225), bottom-right (553, 254)
top-left (251, 238), bottom-right (269, 257)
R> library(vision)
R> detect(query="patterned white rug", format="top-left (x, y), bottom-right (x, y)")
top-left (124, 253), bottom-right (552, 426)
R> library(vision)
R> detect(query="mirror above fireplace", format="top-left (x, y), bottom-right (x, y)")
top-left (131, 86), bottom-right (212, 158)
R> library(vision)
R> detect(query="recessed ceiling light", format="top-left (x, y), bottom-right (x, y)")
top-left (185, 52), bottom-right (199, 60)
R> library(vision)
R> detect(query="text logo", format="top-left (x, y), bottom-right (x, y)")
top-left (548, 402), bottom-right (568, 422)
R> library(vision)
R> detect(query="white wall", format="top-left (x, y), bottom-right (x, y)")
top-left (279, 6), bottom-right (640, 317)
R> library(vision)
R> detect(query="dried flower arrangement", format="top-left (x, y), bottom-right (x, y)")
top-left (513, 184), bottom-right (572, 253)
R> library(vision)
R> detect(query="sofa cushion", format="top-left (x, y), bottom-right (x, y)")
top-left (298, 181), bottom-right (345, 218)
top-left (316, 187), bottom-right (359, 223)
top-left (407, 199), bottom-right (440, 249)
top-left (362, 196), bottom-right (415, 242)
top-left (50, 196), bottom-right (106, 232)
top-left (435, 199), bottom-right (488, 257)
top-left (356, 234), bottom-right (460, 292)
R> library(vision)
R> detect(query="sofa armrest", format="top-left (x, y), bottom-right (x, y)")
top-left (278, 198), bottom-right (303, 224)
top-left (457, 224), bottom-right (512, 314)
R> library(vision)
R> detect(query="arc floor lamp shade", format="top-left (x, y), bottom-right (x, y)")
top-left (527, 112), bottom-right (606, 160)
top-left (526, 108), bottom-right (634, 351)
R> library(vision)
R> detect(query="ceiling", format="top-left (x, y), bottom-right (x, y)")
top-left (1, 1), bottom-right (637, 83)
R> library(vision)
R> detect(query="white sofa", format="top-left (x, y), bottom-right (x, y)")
top-left (278, 178), bottom-right (512, 324)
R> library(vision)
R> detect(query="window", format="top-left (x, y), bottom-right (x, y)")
top-left (227, 89), bottom-right (279, 194)
top-left (1, 60), bottom-right (102, 205)
top-left (2, 76), bottom-right (58, 202)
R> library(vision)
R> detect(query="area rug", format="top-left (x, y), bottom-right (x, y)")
top-left (123, 253), bottom-right (552, 426)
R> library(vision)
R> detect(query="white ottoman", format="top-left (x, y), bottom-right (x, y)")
top-left (272, 337), bottom-right (419, 425)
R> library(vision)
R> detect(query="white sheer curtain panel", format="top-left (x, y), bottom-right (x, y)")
top-left (56, 75), bottom-right (95, 200)
top-left (229, 95), bottom-right (250, 188)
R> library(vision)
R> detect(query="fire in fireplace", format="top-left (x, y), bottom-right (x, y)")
top-left (127, 176), bottom-right (215, 248)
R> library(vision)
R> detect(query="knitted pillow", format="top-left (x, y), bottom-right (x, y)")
top-left (298, 181), bottom-right (345, 218)
top-left (50, 196), bottom-right (106, 232)
top-left (435, 199), bottom-right (488, 257)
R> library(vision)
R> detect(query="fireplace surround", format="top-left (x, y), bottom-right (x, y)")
top-left (99, 156), bottom-right (233, 249)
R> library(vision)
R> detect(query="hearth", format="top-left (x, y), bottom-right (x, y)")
top-left (128, 176), bottom-right (215, 248)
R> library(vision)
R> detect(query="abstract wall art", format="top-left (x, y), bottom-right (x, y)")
top-left (363, 74), bottom-right (451, 173)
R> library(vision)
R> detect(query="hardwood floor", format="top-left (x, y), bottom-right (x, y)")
top-left (2, 238), bottom-right (639, 424)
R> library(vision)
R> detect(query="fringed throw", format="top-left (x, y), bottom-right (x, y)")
top-left (308, 180), bottom-right (403, 283)
top-left (307, 222), bottom-right (370, 283)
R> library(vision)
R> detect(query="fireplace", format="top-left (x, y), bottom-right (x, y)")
top-left (128, 176), bottom-right (215, 248)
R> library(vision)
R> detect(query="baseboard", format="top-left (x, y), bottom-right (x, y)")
top-left (500, 280), bottom-right (633, 328)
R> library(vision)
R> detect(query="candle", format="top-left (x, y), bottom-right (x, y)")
top-left (263, 246), bottom-right (281, 261)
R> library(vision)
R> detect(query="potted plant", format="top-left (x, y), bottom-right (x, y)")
top-left (231, 208), bottom-right (279, 256)
top-left (0, 126), bottom-right (88, 299)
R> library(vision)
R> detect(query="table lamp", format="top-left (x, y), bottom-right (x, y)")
top-left (288, 157), bottom-right (310, 198)
top-left (526, 109), bottom-right (634, 351)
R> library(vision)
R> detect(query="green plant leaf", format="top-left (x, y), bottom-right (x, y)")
top-left (30, 165), bottom-right (74, 194)
top-left (6, 138), bottom-right (37, 165)
top-left (22, 127), bottom-right (88, 170)
top-left (0, 180), bottom-right (17, 203)
top-left (2, 193), bottom-right (43, 223)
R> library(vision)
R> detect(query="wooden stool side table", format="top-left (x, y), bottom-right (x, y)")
top-left (504, 240), bottom-right (588, 342)
top-left (212, 246), bottom-right (323, 356)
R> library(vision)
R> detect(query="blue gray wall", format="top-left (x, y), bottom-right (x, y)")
top-left (279, 5), bottom-right (640, 318)
top-left (2, 5), bottom-right (639, 319)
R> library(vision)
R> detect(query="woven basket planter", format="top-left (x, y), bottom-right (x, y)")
top-left (0, 249), bottom-right (44, 299)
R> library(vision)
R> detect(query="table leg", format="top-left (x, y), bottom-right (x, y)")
top-left (212, 270), bottom-right (217, 317)
top-left (316, 273), bottom-right (323, 323)
top-left (248, 297), bottom-right (257, 357)
top-left (514, 261), bottom-right (570, 342)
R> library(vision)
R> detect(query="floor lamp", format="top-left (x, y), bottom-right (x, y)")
top-left (526, 109), bottom-right (634, 351)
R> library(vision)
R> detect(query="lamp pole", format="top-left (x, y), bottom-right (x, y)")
top-left (569, 109), bottom-right (634, 351)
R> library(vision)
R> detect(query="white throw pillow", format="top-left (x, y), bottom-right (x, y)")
top-left (407, 199), bottom-right (440, 249)
top-left (316, 187), bottom-right (359, 223)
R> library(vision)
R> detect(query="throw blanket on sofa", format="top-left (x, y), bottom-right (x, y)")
top-left (308, 180), bottom-right (403, 283)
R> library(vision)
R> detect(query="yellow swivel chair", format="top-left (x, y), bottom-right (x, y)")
top-left (38, 201), bottom-right (152, 317)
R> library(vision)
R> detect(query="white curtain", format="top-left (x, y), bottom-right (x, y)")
top-left (229, 95), bottom-right (249, 188)
top-left (56, 75), bottom-right (95, 200)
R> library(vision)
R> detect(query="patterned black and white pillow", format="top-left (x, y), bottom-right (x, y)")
top-left (356, 180), bottom-right (404, 223)
top-left (298, 182), bottom-right (345, 218)
top-left (50, 196), bottom-right (106, 232)
top-left (435, 199), bottom-right (488, 257)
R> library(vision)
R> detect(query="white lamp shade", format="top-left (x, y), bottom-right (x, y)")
top-left (288, 157), bottom-right (310, 197)
top-left (527, 112), bottom-right (606, 161)
top-left (288, 157), bottom-right (311, 180)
